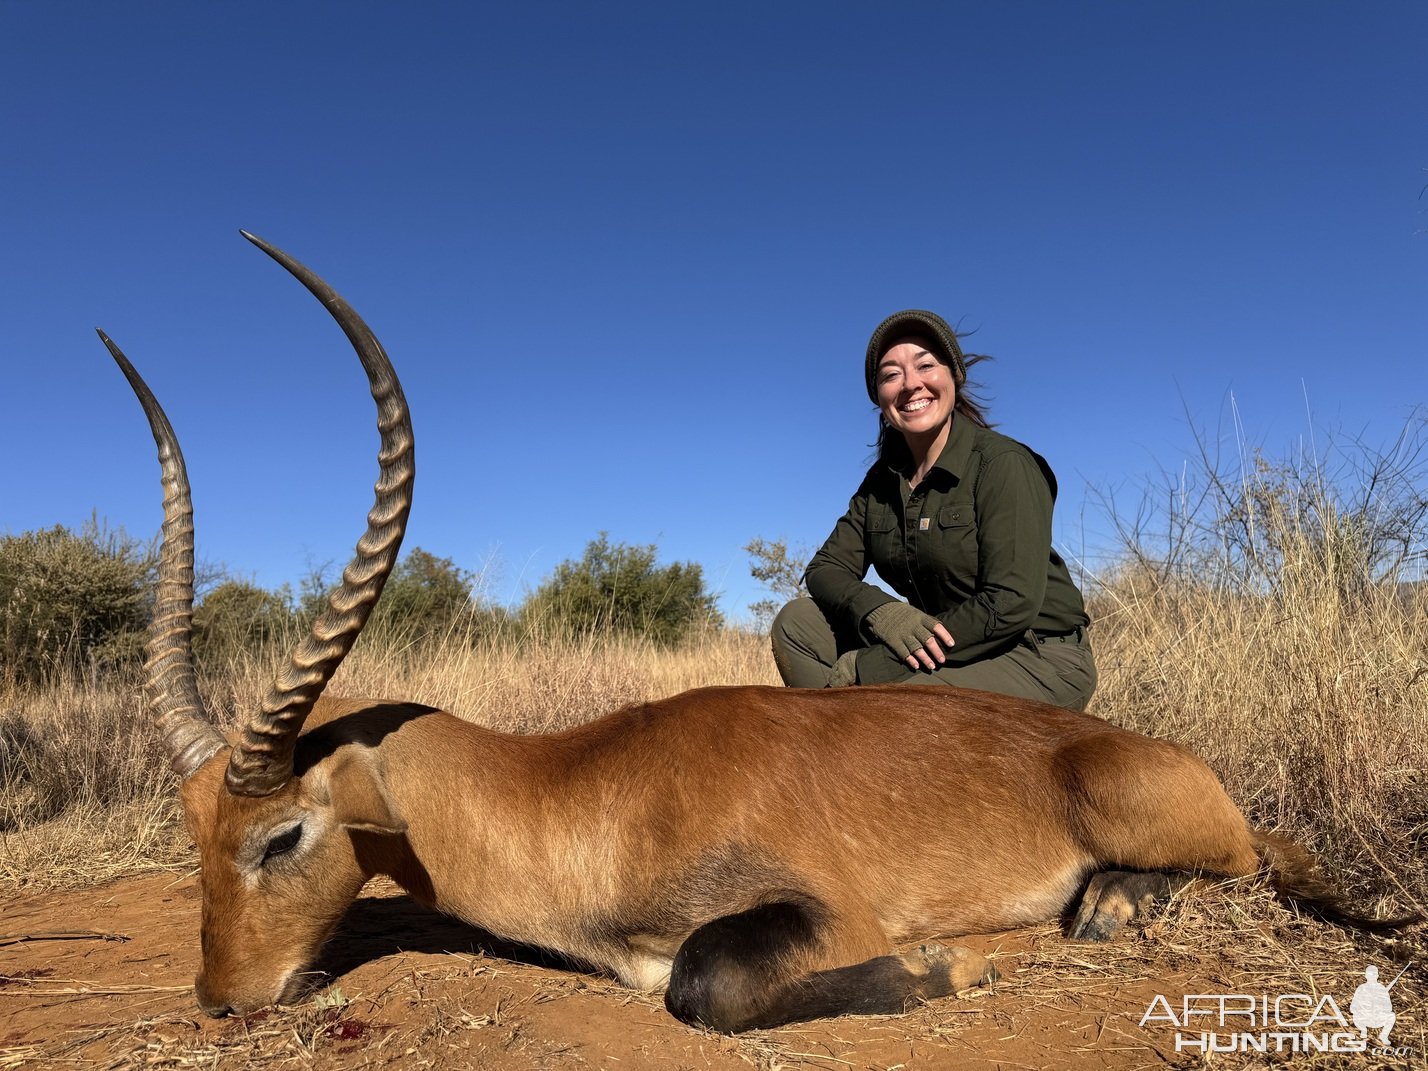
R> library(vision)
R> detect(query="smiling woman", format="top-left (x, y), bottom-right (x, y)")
top-left (771, 309), bottom-right (1096, 710)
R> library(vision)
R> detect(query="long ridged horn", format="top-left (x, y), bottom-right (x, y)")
top-left (224, 231), bottom-right (415, 797)
top-left (101, 331), bottom-right (228, 778)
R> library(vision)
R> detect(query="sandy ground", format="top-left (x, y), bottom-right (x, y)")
top-left (1, 871), bottom-right (1421, 1070)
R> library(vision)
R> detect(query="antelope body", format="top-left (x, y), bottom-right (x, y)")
top-left (104, 234), bottom-right (1413, 1033)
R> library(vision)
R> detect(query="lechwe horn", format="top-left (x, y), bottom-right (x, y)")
top-left (224, 231), bottom-right (415, 796)
top-left (101, 332), bottom-right (228, 778)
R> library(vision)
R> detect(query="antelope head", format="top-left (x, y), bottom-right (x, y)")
top-left (103, 232), bottom-right (415, 1016)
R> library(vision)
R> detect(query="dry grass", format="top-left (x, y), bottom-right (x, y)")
top-left (1080, 421), bottom-right (1428, 916)
top-left (0, 676), bottom-right (190, 887)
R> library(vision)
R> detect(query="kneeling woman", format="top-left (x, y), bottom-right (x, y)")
top-left (772, 310), bottom-right (1096, 710)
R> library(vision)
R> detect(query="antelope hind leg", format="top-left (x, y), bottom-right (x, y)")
top-left (664, 899), bottom-right (996, 1033)
top-left (1069, 869), bottom-right (1194, 941)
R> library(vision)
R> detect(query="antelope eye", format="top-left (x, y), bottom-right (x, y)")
top-left (262, 824), bottom-right (303, 863)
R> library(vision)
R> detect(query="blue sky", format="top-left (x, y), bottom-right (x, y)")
top-left (4, 3), bottom-right (1424, 621)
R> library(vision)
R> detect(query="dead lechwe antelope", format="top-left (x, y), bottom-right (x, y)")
top-left (102, 233), bottom-right (1416, 1033)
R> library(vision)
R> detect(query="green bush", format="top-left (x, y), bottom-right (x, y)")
top-left (300, 546), bottom-right (505, 647)
top-left (0, 521), bottom-right (151, 684)
top-left (193, 579), bottom-right (298, 667)
top-left (371, 548), bottom-right (477, 636)
top-left (524, 534), bottom-right (722, 644)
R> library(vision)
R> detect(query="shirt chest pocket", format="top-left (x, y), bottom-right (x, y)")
top-left (866, 505), bottom-right (899, 533)
top-left (925, 502), bottom-right (978, 584)
top-left (936, 505), bottom-right (971, 529)
top-left (864, 505), bottom-right (901, 567)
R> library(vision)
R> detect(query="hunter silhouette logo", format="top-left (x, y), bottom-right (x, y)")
top-left (1350, 964), bottom-right (1403, 1046)
top-left (1139, 963), bottom-right (1413, 1056)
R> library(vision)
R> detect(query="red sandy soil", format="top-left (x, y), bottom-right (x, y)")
top-left (0, 872), bottom-right (1419, 1070)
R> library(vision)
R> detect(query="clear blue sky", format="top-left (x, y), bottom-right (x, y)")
top-left (4, 3), bottom-right (1424, 621)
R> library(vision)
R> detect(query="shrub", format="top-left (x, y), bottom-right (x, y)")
top-left (300, 546), bottom-right (505, 647)
top-left (524, 534), bottom-right (722, 644)
top-left (371, 548), bottom-right (477, 637)
top-left (193, 580), bottom-right (298, 668)
top-left (0, 520), bottom-right (151, 684)
top-left (1096, 408), bottom-right (1428, 597)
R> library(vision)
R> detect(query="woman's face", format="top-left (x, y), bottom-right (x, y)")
top-left (874, 338), bottom-right (957, 441)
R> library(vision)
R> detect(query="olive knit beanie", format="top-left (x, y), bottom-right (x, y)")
top-left (864, 309), bottom-right (966, 402)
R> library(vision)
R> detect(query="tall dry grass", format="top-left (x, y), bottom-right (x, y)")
top-left (0, 674), bottom-right (190, 884)
top-left (1087, 419), bottom-right (1428, 909)
top-left (1089, 570), bottom-right (1427, 907)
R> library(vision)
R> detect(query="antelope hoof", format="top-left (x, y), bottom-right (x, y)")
top-left (902, 942), bottom-right (998, 997)
top-left (1070, 870), bottom-right (1184, 941)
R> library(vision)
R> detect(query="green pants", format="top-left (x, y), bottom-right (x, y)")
top-left (770, 597), bottom-right (1097, 712)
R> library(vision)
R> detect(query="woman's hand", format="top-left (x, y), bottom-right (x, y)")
top-left (864, 603), bottom-right (956, 671)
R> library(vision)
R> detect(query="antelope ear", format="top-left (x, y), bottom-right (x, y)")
top-left (322, 748), bottom-right (408, 836)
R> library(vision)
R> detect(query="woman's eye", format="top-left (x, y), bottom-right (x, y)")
top-left (263, 824), bottom-right (303, 863)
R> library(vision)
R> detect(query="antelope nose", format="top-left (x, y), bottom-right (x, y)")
top-left (195, 975), bottom-right (233, 1018)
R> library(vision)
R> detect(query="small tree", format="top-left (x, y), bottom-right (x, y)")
top-left (300, 546), bottom-right (498, 645)
top-left (744, 537), bottom-right (809, 631)
top-left (370, 547), bottom-right (485, 641)
top-left (525, 534), bottom-right (722, 644)
top-left (1093, 406), bottom-right (1428, 600)
top-left (0, 520), bottom-right (151, 683)
top-left (193, 580), bottom-right (296, 666)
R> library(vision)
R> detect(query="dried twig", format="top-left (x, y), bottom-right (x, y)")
top-left (0, 930), bottom-right (128, 948)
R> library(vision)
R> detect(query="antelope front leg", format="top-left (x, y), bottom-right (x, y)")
top-left (663, 899), bottom-right (996, 1032)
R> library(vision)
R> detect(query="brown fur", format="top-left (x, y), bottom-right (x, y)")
top-left (180, 683), bottom-right (1413, 1024)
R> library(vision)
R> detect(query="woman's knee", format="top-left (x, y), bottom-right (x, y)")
top-left (770, 598), bottom-right (840, 687)
top-left (771, 598), bottom-right (831, 653)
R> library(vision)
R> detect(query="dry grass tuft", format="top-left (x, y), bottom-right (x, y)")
top-left (1, 676), bottom-right (190, 886)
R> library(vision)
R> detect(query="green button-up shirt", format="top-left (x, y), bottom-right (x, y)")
top-left (804, 415), bottom-right (1089, 673)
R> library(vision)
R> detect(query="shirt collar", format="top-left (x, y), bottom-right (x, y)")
top-left (931, 413), bottom-right (977, 483)
top-left (884, 413), bottom-right (977, 487)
